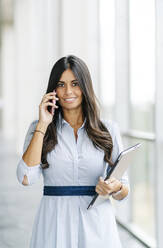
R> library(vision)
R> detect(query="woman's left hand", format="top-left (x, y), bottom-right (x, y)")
top-left (95, 176), bottom-right (122, 196)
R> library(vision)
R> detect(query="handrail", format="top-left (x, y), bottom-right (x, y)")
top-left (122, 130), bottom-right (155, 141)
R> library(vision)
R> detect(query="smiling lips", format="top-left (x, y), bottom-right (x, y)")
top-left (64, 97), bottom-right (77, 103)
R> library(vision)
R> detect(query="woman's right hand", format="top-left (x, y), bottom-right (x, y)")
top-left (38, 90), bottom-right (59, 126)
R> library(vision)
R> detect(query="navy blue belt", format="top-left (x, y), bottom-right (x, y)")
top-left (43, 186), bottom-right (96, 196)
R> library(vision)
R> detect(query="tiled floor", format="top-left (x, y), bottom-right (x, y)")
top-left (0, 139), bottom-right (146, 248)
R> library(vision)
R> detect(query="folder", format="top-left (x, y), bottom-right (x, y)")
top-left (87, 143), bottom-right (141, 209)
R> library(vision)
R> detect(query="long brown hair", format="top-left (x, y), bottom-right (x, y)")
top-left (41, 55), bottom-right (114, 169)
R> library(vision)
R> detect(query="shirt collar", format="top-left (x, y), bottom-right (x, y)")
top-left (58, 111), bottom-right (86, 129)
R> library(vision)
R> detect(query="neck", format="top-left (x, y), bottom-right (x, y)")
top-left (62, 109), bottom-right (84, 127)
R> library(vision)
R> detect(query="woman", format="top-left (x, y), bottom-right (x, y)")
top-left (16, 55), bottom-right (129, 248)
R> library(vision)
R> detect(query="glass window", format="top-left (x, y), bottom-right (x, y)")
top-left (129, 0), bottom-right (155, 133)
top-left (99, 0), bottom-right (156, 244)
top-left (128, 0), bottom-right (156, 241)
top-left (125, 137), bottom-right (155, 239)
top-left (99, 0), bottom-right (115, 119)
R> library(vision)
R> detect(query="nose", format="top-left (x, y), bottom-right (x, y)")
top-left (64, 84), bottom-right (73, 95)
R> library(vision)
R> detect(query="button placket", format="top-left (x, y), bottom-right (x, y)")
top-left (71, 128), bottom-right (78, 185)
top-left (76, 130), bottom-right (81, 160)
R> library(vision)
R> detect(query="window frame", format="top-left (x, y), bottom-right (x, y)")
top-left (99, 0), bottom-right (162, 247)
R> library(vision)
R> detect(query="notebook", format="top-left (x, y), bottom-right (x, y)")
top-left (87, 143), bottom-right (141, 209)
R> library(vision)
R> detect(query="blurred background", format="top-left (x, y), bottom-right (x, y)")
top-left (0, 0), bottom-right (162, 247)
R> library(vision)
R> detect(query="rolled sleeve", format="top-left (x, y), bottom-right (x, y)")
top-left (16, 120), bottom-right (42, 186)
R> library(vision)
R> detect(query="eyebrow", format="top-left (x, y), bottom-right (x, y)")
top-left (57, 79), bottom-right (78, 83)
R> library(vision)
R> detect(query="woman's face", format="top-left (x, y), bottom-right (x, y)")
top-left (55, 68), bottom-right (83, 110)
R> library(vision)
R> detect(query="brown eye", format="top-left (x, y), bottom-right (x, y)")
top-left (72, 82), bottom-right (79, 86)
top-left (57, 83), bottom-right (64, 87)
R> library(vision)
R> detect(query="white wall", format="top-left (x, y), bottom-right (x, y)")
top-left (13, 0), bottom-right (61, 153)
top-left (155, 1), bottom-right (163, 246)
top-left (60, 0), bottom-right (100, 94)
top-left (1, 25), bottom-right (15, 139)
top-left (0, 0), bottom-right (100, 154)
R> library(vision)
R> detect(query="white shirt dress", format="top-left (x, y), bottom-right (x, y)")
top-left (16, 113), bottom-right (130, 248)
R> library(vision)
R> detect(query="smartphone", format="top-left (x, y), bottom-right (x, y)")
top-left (51, 89), bottom-right (56, 115)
